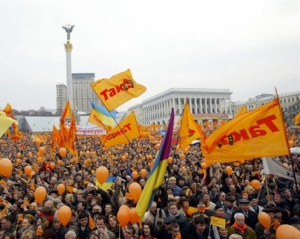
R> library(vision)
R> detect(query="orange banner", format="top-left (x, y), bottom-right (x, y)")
top-left (101, 111), bottom-right (139, 148)
top-left (91, 69), bottom-right (147, 111)
top-left (202, 98), bottom-right (289, 163)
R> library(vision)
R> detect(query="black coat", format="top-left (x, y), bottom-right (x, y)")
top-left (181, 222), bottom-right (214, 239)
top-left (230, 209), bottom-right (258, 230)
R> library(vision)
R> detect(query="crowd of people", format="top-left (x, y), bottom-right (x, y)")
top-left (0, 127), bottom-right (299, 239)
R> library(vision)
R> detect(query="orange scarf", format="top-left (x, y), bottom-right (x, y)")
top-left (273, 219), bottom-right (280, 230)
top-left (233, 222), bottom-right (247, 235)
top-left (198, 207), bottom-right (209, 213)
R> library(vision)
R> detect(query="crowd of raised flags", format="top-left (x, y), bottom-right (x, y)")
top-left (0, 69), bottom-right (300, 239)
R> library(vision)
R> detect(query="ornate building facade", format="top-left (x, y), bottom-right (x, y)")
top-left (128, 88), bottom-right (233, 127)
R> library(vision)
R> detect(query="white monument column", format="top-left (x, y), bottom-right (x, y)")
top-left (64, 42), bottom-right (73, 106)
top-left (62, 24), bottom-right (75, 108)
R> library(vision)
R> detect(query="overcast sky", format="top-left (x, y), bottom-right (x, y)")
top-left (0, 1), bottom-right (299, 111)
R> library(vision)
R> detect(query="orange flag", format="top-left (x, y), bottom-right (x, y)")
top-left (202, 98), bottom-right (289, 164)
top-left (88, 215), bottom-right (96, 230)
top-left (100, 111), bottom-right (139, 148)
top-left (179, 101), bottom-right (206, 150)
top-left (3, 104), bottom-right (12, 116)
top-left (67, 113), bottom-right (77, 155)
top-left (91, 69), bottom-right (147, 111)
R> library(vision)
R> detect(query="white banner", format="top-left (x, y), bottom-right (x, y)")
top-left (76, 125), bottom-right (106, 135)
top-left (262, 157), bottom-right (300, 181)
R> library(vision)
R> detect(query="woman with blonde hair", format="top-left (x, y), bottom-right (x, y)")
top-left (64, 193), bottom-right (76, 210)
top-left (20, 230), bottom-right (35, 239)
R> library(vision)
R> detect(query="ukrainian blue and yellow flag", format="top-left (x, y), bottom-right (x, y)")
top-left (88, 101), bottom-right (117, 129)
top-left (136, 108), bottom-right (175, 219)
top-left (95, 176), bottom-right (117, 191)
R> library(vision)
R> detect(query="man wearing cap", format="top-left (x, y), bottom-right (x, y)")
top-left (249, 196), bottom-right (264, 214)
top-left (224, 196), bottom-right (235, 221)
top-left (255, 208), bottom-right (277, 238)
top-left (156, 216), bottom-right (175, 239)
top-left (230, 199), bottom-right (258, 230)
top-left (228, 213), bottom-right (257, 239)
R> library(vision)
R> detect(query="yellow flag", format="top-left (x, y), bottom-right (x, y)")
top-left (202, 98), bottom-right (289, 164)
top-left (101, 111), bottom-right (139, 148)
top-left (235, 105), bottom-right (247, 118)
top-left (179, 102), bottom-right (205, 150)
top-left (210, 216), bottom-right (226, 228)
top-left (91, 69), bottom-right (147, 111)
top-left (294, 113), bottom-right (300, 126)
top-left (0, 111), bottom-right (18, 138)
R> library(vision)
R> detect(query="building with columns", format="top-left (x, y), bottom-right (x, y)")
top-left (231, 91), bottom-right (300, 117)
top-left (128, 88), bottom-right (233, 127)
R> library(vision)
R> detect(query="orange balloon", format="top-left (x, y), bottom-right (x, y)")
top-left (28, 152), bottom-right (32, 158)
top-left (86, 151), bottom-right (90, 156)
top-left (117, 209), bottom-right (130, 227)
top-left (176, 145), bottom-right (180, 151)
top-left (17, 153), bottom-right (21, 158)
top-left (57, 205), bottom-right (72, 226)
top-left (289, 140), bottom-right (294, 147)
top-left (57, 160), bottom-right (63, 166)
top-left (50, 162), bottom-right (55, 169)
top-left (37, 157), bottom-right (43, 164)
top-left (35, 186), bottom-right (47, 204)
top-left (59, 148), bottom-right (67, 158)
top-left (96, 166), bottom-right (109, 184)
top-left (0, 158), bottom-right (13, 177)
top-left (276, 225), bottom-right (300, 239)
top-left (184, 148), bottom-right (189, 153)
top-left (168, 157), bottom-right (173, 164)
top-left (132, 171), bottom-right (138, 179)
top-left (148, 160), bottom-right (154, 168)
top-left (179, 153), bottom-right (185, 160)
top-left (35, 138), bottom-right (41, 147)
top-left (39, 147), bottom-right (45, 156)
top-left (140, 169), bottom-right (147, 177)
top-left (201, 163), bottom-right (208, 169)
top-left (16, 158), bottom-right (21, 164)
top-left (129, 182), bottom-right (142, 202)
top-left (251, 179), bottom-right (261, 190)
top-left (129, 208), bottom-right (140, 224)
top-left (30, 171), bottom-right (35, 178)
top-left (57, 184), bottom-right (65, 195)
top-left (119, 205), bottom-right (130, 212)
top-left (258, 212), bottom-right (271, 229)
top-left (225, 166), bottom-right (232, 175)
top-left (121, 155), bottom-right (127, 162)
top-left (24, 166), bottom-right (32, 176)
top-left (155, 144), bottom-right (160, 150)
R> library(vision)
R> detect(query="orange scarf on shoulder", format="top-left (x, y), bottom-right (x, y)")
top-left (198, 207), bottom-right (209, 213)
top-left (233, 222), bottom-right (247, 234)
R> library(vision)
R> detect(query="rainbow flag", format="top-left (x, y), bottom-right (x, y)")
top-left (136, 109), bottom-right (175, 218)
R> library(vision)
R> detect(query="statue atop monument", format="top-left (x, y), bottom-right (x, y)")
top-left (62, 24), bottom-right (75, 41)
